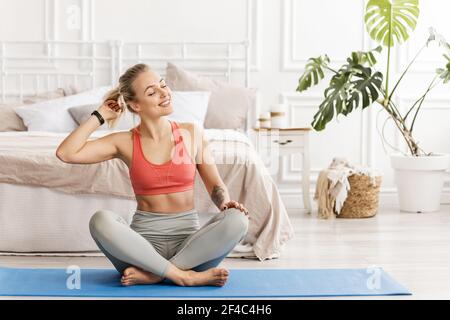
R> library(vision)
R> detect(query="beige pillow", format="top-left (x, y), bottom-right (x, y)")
top-left (0, 103), bottom-right (27, 131)
top-left (165, 62), bottom-right (256, 129)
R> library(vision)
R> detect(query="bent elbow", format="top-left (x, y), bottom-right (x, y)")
top-left (55, 149), bottom-right (71, 163)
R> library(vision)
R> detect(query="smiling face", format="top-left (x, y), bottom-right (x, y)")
top-left (129, 69), bottom-right (173, 118)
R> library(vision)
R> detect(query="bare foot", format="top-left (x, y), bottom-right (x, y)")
top-left (121, 266), bottom-right (164, 286)
top-left (179, 267), bottom-right (229, 287)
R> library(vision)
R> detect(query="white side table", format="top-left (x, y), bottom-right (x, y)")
top-left (252, 127), bottom-right (312, 213)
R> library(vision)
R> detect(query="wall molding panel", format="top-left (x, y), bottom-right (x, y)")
top-left (281, 0), bottom-right (366, 71)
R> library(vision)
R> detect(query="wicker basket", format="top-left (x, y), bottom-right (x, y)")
top-left (337, 174), bottom-right (382, 219)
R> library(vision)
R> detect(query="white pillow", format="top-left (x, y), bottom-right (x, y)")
top-left (79, 91), bottom-right (211, 131)
top-left (14, 86), bottom-right (112, 132)
top-left (166, 91), bottom-right (211, 128)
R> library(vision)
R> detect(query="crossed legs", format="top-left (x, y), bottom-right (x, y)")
top-left (89, 208), bottom-right (249, 286)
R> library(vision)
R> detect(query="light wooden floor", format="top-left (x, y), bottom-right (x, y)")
top-left (1, 204), bottom-right (450, 300)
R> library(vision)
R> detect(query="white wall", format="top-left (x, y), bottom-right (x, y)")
top-left (1, 0), bottom-right (450, 209)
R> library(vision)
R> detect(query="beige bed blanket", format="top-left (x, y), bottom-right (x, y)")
top-left (0, 130), bottom-right (294, 261)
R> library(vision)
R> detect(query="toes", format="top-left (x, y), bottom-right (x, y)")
top-left (121, 273), bottom-right (135, 285)
top-left (212, 268), bottom-right (229, 279)
top-left (217, 280), bottom-right (226, 286)
top-left (220, 269), bottom-right (229, 277)
top-left (216, 268), bottom-right (228, 274)
top-left (215, 269), bottom-right (229, 281)
top-left (122, 279), bottom-right (135, 286)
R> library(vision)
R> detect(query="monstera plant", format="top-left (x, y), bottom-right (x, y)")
top-left (296, 0), bottom-right (450, 213)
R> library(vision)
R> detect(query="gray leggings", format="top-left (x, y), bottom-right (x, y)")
top-left (89, 207), bottom-right (249, 278)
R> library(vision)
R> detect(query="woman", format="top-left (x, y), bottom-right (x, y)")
top-left (56, 63), bottom-right (249, 287)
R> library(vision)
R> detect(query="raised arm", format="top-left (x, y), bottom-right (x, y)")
top-left (55, 99), bottom-right (122, 164)
top-left (193, 123), bottom-right (248, 215)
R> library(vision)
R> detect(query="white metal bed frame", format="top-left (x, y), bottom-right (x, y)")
top-left (0, 40), bottom-right (256, 131)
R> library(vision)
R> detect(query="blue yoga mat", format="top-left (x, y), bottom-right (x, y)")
top-left (0, 266), bottom-right (411, 297)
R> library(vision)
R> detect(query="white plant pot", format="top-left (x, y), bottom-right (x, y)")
top-left (390, 153), bottom-right (450, 213)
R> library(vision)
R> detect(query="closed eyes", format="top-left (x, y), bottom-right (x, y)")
top-left (148, 84), bottom-right (167, 96)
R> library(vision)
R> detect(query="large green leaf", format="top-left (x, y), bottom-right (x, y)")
top-left (311, 72), bottom-right (350, 131)
top-left (296, 55), bottom-right (330, 92)
top-left (345, 66), bottom-right (383, 115)
top-left (365, 0), bottom-right (420, 47)
top-left (311, 58), bottom-right (383, 131)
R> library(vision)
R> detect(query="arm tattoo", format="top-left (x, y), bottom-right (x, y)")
top-left (211, 185), bottom-right (226, 209)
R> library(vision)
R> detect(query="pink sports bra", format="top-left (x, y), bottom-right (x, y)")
top-left (129, 120), bottom-right (196, 196)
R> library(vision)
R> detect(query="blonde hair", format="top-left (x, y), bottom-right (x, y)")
top-left (103, 63), bottom-right (150, 129)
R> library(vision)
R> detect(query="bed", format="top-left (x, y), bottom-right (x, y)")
top-left (0, 40), bottom-right (294, 261)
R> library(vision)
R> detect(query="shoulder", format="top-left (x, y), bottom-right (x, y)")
top-left (177, 121), bottom-right (195, 131)
top-left (176, 122), bottom-right (203, 140)
top-left (176, 123), bottom-right (207, 158)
